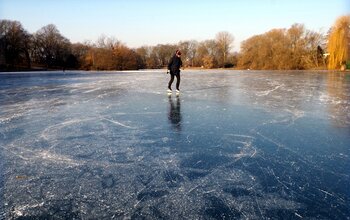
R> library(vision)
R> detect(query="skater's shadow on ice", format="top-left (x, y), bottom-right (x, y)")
top-left (168, 95), bottom-right (182, 132)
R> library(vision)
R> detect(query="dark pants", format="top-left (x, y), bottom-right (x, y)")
top-left (168, 73), bottom-right (180, 90)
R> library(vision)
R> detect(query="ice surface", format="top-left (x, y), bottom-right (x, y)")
top-left (0, 70), bottom-right (349, 219)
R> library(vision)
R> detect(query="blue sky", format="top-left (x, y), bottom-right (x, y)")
top-left (0, 0), bottom-right (348, 51)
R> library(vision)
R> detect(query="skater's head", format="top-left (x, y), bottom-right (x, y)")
top-left (175, 50), bottom-right (181, 56)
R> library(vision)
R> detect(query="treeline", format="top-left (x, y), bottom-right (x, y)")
top-left (239, 15), bottom-right (350, 70)
top-left (1, 15), bottom-right (349, 71)
top-left (0, 19), bottom-right (235, 71)
top-left (0, 21), bottom-right (145, 71)
top-left (239, 24), bottom-right (325, 70)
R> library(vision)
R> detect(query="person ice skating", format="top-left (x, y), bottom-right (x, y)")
top-left (167, 49), bottom-right (182, 93)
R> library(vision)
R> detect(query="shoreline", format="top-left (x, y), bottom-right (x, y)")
top-left (1, 66), bottom-right (349, 73)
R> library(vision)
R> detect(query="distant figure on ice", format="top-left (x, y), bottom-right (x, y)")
top-left (167, 50), bottom-right (182, 94)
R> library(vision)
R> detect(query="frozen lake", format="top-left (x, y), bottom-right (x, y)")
top-left (0, 70), bottom-right (349, 219)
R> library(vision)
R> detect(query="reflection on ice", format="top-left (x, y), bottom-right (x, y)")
top-left (0, 70), bottom-right (349, 219)
top-left (168, 95), bottom-right (182, 132)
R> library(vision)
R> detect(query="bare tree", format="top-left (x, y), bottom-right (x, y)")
top-left (71, 42), bottom-right (90, 69)
top-left (303, 30), bottom-right (325, 68)
top-left (215, 31), bottom-right (234, 67)
top-left (0, 20), bottom-right (31, 69)
top-left (196, 39), bottom-right (219, 68)
top-left (149, 44), bottom-right (176, 68)
top-left (187, 40), bottom-right (198, 67)
top-left (178, 40), bottom-right (198, 67)
top-left (33, 24), bottom-right (71, 67)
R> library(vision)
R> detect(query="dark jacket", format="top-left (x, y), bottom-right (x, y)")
top-left (168, 55), bottom-right (182, 74)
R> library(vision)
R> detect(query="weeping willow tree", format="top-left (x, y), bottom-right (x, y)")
top-left (327, 15), bottom-right (350, 70)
